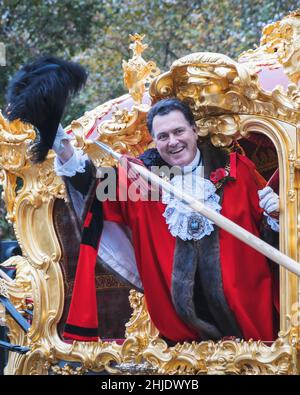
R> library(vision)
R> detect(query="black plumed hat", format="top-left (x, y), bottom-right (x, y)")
top-left (5, 55), bottom-right (88, 163)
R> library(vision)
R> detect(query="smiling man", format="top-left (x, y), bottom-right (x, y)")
top-left (151, 107), bottom-right (198, 167)
top-left (6, 56), bottom-right (280, 344)
top-left (51, 98), bottom-right (280, 344)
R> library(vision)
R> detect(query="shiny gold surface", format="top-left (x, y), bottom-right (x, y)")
top-left (123, 33), bottom-right (160, 105)
top-left (0, 16), bottom-right (300, 374)
top-left (239, 9), bottom-right (300, 84)
top-left (150, 52), bottom-right (300, 129)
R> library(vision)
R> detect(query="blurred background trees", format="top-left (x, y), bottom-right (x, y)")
top-left (0, 0), bottom-right (297, 237)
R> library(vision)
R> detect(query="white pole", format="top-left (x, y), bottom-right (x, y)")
top-left (94, 141), bottom-right (300, 277)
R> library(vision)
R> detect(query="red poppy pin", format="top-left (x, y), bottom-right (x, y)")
top-left (210, 166), bottom-right (235, 189)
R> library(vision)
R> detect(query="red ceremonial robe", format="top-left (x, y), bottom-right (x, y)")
top-left (64, 142), bottom-right (279, 342)
top-left (101, 152), bottom-right (278, 342)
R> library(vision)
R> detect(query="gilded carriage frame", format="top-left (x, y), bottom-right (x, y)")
top-left (1, 13), bottom-right (300, 375)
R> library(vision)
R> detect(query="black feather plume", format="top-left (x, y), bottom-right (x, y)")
top-left (5, 56), bottom-right (88, 163)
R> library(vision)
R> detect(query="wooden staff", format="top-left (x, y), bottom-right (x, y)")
top-left (94, 141), bottom-right (300, 277)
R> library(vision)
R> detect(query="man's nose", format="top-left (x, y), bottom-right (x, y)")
top-left (168, 134), bottom-right (178, 146)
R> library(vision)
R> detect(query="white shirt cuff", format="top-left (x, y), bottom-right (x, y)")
top-left (54, 149), bottom-right (89, 177)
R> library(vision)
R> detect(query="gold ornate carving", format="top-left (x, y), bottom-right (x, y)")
top-left (123, 33), bottom-right (160, 105)
top-left (197, 114), bottom-right (242, 147)
top-left (70, 99), bottom-right (119, 142)
top-left (94, 106), bottom-right (151, 164)
top-left (1, 256), bottom-right (32, 309)
top-left (9, 257), bottom-right (32, 293)
top-left (239, 10), bottom-right (300, 84)
top-left (50, 364), bottom-right (87, 375)
top-left (0, 111), bottom-right (35, 144)
top-left (0, 256), bottom-right (33, 375)
top-left (0, 170), bottom-right (17, 223)
top-left (67, 98), bottom-right (152, 168)
top-left (116, 334), bottom-right (293, 375)
top-left (140, 332), bottom-right (293, 375)
top-left (150, 52), bottom-right (300, 147)
top-left (37, 163), bottom-right (66, 202)
top-left (125, 290), bottom-right (159, 349)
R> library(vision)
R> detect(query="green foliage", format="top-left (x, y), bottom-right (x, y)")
top-left (0, 0), bottom-right (298, 237)
top-left (0, 0), bottom-right (297, 118)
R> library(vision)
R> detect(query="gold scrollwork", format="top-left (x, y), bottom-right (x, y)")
top-left (0, 111), bottom-right (35, 144)
top-left (0, 256), bottom-right (32, 313)
top-left (50, 364), bottom-right (87, 375)
top-left (197, 114), bottom-right (242, 147)
top-left (0, 170), bottom-right (17, 223)
top-left (150, 51), bottom-right (300, 145)
top-left (95, 105), bottom-right (151, 163)
top-left (141, 335), bottom-right (293, 375)
top-left (37, 162), bottom-right (66, 202)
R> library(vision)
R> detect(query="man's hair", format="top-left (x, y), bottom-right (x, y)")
top-left (147, 98), bottom-right (196, 135)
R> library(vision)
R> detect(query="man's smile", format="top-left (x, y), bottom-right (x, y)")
top-left (169, 147), bottom-right (185, 154)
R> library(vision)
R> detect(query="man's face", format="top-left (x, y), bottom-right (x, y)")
top-left (152, 110), bottom-right (198, 167)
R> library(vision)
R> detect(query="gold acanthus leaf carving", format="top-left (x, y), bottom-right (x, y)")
top-left (0, 143), bottom-right (28, 172)
top-left (171, 52), bottom-right (253, 87)
top-left (69, 100), bottom-right (117, 143)
top-left (0, 111), bottom-right (35, 143)
top-left (197, 115), bottom-right (242, 147)
top-left (0, 170), bottom-right (17, 222)
top-left (50, 364), bottom-right (87, 375)
top-left (86, 104), bottom-right (151, 166)
top-left (37, 163), bottom-right (66, 202)
top-left (141, 335), bottom-right (293, 375)
top-left (125, 290), bottom-right (159, 344)
top-left (0, 256), bottom-right (32, 309)
top-left (150, 51), bottom-right (300, 139)
top-left (98, 107), bottom-right (137, 135)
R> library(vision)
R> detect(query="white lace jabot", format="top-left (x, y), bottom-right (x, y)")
top-left (162, 150), bottom-right (221, 241)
